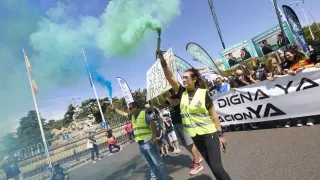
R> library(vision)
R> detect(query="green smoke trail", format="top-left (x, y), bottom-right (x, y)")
top-left (0, 0), bottom-right (181, 136)
top-left (96, 0), bottom-right (181, 56)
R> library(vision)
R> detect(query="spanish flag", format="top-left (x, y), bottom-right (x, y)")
top-left (31, 77), bottom-right (38, 95)
top-left (23, 49), bottom-right (38, 95)
top-left (25, 54), bottom-right (32, 72)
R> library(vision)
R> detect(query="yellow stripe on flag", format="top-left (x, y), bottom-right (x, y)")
top-left (31, 77), bottom-right (38, 94)
top-left (25, 54), bottom-right (32, 72)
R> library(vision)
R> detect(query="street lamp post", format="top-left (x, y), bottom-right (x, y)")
top-left (290, 0), bottom-right (316, 40)
top-left (300, 0), bottom-right (320, 32)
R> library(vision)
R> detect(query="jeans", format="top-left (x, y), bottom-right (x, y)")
top-left (139, 140), bottom-right (170, 180)
top-left (192, 132), bottom-right (231, 180)
top-left (108, 144), bottom-right (121, 153)
top-left (90, 144), bottom-right (99, 161)
top-left (127, 132), bottom-right (134, 141)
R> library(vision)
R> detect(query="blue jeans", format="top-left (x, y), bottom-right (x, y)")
top-left (139, 141), bottom-right (169, 179)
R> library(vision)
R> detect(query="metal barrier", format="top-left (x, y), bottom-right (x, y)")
top-left (6, 116), bottom-right (130, 180)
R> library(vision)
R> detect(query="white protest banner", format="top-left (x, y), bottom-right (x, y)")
top-left (213, 68), bottom-right (320, 126)
top-left (117, 77), bottom-right (134, 107)
top-left (147, 48), bottom-right (177, 101)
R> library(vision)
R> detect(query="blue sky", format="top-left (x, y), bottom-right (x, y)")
top-left (1, 0), bottom-right (319, 136)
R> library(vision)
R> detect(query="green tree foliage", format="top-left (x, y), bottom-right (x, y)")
top-left (80, 97), bottom-right (110, 123)
top-left (16, 110), bottom-right (52, 147)
top-left (1, 89), bottom-right (149, 153)
top-left (62, 104), bottom-right (76, 127)
top-left (132, 88), bottom-right (147, 108)
top-left (303, 23), bottom-right (320, 45)
top-left (0, 133), bottom-right (20, 155)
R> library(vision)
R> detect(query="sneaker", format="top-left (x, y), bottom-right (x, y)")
top-left (189, 165), bottom-right (204, 175)
top-left (120, 146), bottom-right (123, 151)
top-left (297, 119), bottom-right (303, 127)
top-left (189, 157), bottom-right (203, 168)
top-left (285, 121), bottom-right (291, 128)
top-left (150, 177), bottom-right (158, 180)
top-left (307, 118), bottom-right (314, 126)
top-left (92, 160), bottom-right (97, 164)
top-left (108, 153), bottom-right (113, 156)
top-left (175, 149), bottom-right (180, 154)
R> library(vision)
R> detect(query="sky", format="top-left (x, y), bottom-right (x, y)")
top-left (1, 0), bottom-right (320, 137)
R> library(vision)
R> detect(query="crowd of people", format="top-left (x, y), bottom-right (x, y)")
top-left (212, 44), bottom-right (320, 130)
top-left (106, 43), bottom-right (320, 180)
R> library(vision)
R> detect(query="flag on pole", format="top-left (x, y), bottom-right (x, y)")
top-left (117, 77), bottom-right (134, 107)
top-left (23, 50), bottom-right (38, 95)
top-left (25, 54), bottom-right (32, 72)
top-left (270, 0), bottom-right (287, 22)
top-left (31, 77), bottom-right (38, 94)
top-left (22, 47), bottom-right (52, 168)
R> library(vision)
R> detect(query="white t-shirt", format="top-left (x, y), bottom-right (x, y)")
top-left (87, 140), bottom-right (93, 149)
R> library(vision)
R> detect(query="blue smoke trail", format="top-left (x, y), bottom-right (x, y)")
top-left (90, 67), bottom-right (112, 100)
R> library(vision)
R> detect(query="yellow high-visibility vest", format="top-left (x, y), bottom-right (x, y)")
top-left (180, 88), bottom-right (217, 137)
top-left (132, 111), bottom-right (152, 142)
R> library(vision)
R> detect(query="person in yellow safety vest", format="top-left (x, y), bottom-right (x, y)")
top-left (111, 102), bottom-right (171, 180)
top-left (157, 50), bottom-right (232, 180)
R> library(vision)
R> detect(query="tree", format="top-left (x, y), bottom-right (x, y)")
top-left (0, 133), bottom-right (20, 155)
top-left (132, 88), bottom-right (147, 108)
top-left (80, 98), bottom-right (111, 123)
top-left (302, 23), bottom-right (320, 45)
top-left (16, 110), bottom-right (51, 147)
top-left (62, 104), bottom-right (76, 127)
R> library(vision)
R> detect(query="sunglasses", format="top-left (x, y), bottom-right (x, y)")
top-left (182, 76), bottom-right (191, 80)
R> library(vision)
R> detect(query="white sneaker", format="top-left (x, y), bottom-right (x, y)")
top-left (307, 122), bottom-right (314, 126)
top-left (297, 120), bottom-right (303, 127)
top-left (92, 160), bottom-right (97, 164)
top-left (175, 149), bottom-right (180, 154)
top-left (120, 146), bottom-right (123, 151)
top-left (307, 118), bottom-right (314, 126)
top-left (285, 121), bottom-right (291, 128)
top-left (108, 153), bottom-right (113, 156)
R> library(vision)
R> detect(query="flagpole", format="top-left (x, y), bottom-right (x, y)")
top-left (272, 0), bottom-right (288, 48)
top-left (208, 0), bottom-right (226, 49)
top-left (22, 47), bottom-right (52, 169)
top-left (81, 47), bottom-right (106, 122)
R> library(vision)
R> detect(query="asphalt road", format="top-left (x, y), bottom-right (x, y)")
top-left (69, 125), bottom-right (320, 180)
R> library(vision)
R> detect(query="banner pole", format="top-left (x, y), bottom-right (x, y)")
top-left (272, 0), bottom-right (288, 48)
top-left (81, 47), bottom-right (106, 122)
top-left (208, 0), bottom-right (226, 49)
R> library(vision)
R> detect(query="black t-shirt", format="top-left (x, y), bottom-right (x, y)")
top-left (310, 52), bottom-right (320, 64)
top-left (233, 75), bottom-right (251, 87)
top-left (254, 68), bottom-right (267, 81)
top-left (164, 118), bottom-right (174, 132)
top-left (169, 104), bottom-right (182, 124)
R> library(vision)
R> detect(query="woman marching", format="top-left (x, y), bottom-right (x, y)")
top-left (157, 50), bottom-right (231, 180)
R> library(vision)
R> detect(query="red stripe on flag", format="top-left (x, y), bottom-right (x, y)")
top-left (31, 77), bottom-right (38, 95)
